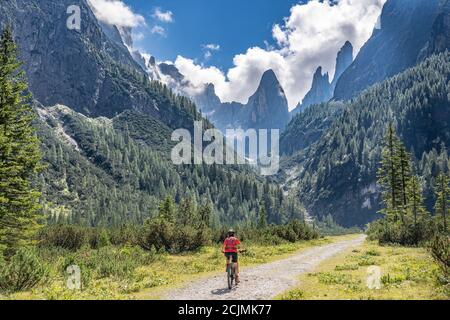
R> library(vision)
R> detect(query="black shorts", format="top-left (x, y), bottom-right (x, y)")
top-left (224, 252), bottom-right (238, 263)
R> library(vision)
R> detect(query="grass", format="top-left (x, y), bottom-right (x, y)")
top-left (278, 240), bottom-right (449, 300)
top-left (1, 235), bottom-right (357, 300)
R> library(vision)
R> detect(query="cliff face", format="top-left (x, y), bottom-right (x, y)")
top-left (419, 0), bottom-right (450, 59)
top-left (331, 41), bottom-right (354, 89)
top-left (296, 67), bottom-right (333, 113)
top-left (292, 41), bottom-right (353, 115)
top-left (244, 70), bottom-right (290, 130)
top-left (334, 0), bottom-right (440, 101)
top-left (0, 0), bottom-right (153, 117)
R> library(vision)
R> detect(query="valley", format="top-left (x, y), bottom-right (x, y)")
top-left (0, 0), bottom-right (449, 302)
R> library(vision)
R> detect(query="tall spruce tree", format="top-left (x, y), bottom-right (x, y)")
top-left (406, 175), bottom-right (428, 228)
top-left (258, 204), bottom-right (267, 229)
top-left (434, 173), bottom-right (449, 232)
top-left (0, 26), bottom-right (42, 257)
top-left (377, 124), bottom-right (404, 222)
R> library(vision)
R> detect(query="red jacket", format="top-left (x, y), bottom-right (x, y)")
top-left (223, 237), bottom-right (241, 253)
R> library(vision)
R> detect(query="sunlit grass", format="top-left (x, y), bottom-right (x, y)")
top-left (278, 240), bottom-right (449, 300)
top-left (2, 235), bottom-right (358, 300)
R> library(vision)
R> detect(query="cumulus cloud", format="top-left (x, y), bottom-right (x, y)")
top-left (153, 8), bottom-right (174, 23)
top-left (174, 0), bottom-right (386, 109)
top-left (87, 0), bottom-right (145, 28)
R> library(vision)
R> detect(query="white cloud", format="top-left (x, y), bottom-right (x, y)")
top-left (87, 0), bottom-right (145, 27)
top-left (204, 51), bottom-right (212, 60)
top-left (203, 44), bottom-right (221, 51)
top-left (174, 0), bottom-right (386, 109)
top-left (151, 25), bottom-right (166, 37)
top-left (153, 8), bottom-right (174, 23)
top-left (202, 44), bottom-right (221, 60)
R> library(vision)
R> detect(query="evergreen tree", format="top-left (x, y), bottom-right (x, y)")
top-left (177, 197), bottom-right (196, 226)
top-left (198, 203), bottom-right (212, 228)
top-left (407, 175), bottom-right (428, 228)
top-left (377, 124), bottom-right (403, 222)
top-left (434, 173), bottom-right (449, 232)
top-left (258, 205), bottom-right (267, 229)
top-left (158, 196), bottom-right (175, 222)
top-left (0, 26), bottom-right (42, 257)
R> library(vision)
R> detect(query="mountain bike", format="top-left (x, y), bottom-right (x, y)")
top-left (226, 250), bottom-right (246, 289)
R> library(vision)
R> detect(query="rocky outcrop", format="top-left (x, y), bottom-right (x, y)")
top-left (243, 70), bottom-right (290, 130)
top-left (331, 41), bottom-right (353, 89)
top-left (333, 0), bottom-right (440, 101)
top-left (292, 42), bottom-right (353, 115)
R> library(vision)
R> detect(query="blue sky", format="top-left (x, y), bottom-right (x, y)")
top-left (126, 0), bottom-right (304, 70)
top-left (88, 0), bottom-right (385, 108)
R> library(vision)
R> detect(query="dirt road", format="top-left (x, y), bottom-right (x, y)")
top-left (164, 235), bottom-right (366, 300)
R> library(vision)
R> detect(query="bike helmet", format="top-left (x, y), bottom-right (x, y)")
top-left (227, 229), bottom-right (235, 236)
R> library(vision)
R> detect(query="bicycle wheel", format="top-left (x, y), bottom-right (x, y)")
top-left (227, 264), bottom-right (233, 289)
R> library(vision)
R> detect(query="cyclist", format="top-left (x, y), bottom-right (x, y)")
top-left (222, 229), bottom-right (244, 284)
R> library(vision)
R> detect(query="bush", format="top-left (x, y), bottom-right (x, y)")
top-left (367, 219), bottom-right (435, 246)
top-left (88, 229), bottom-right (110, 249)
top-left (38, 225), bottom-right (87, 251)
top-left (108, 225), bottom-right (138, 246)
top-left (138, 218), bottom-right (175, 252)
top-left (232, 220), bottom-right (319, 245)
top-left (429, 234), bottom-right (450, 277)
top-left (0, 248), bottom-right (49, 293)
top-left (59, 245), bottom-right (157, 286)
top-left (138, 218), bottom-right (212, 253)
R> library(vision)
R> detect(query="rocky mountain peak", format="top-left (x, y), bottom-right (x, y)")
top-left (331, 41), bottom-right (354, 88)
top-left (245, 69), bottom-right (290, 129)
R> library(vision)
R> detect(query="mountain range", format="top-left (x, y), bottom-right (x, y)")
top-left (0, 0), bottom-right (449, 227)
top-left (279, 0), bottom-right (450, 226)
top-left (0, 0), bottom-right (304, 226)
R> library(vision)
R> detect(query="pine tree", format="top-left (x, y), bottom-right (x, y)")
top-left (158, 196), bottom-right (175, 222)
top-left (406, 175), bottom-right (430, 244)
top-left (258, 204), bottom-right (267, 229)
top-left (0, 26), bottom-right (42, 257)
top-left (377, 124), bottom-right (403, 221)
top-left (434, 173), bottom-right (449, 232)
top-left (177, 197), bottom-right (196, 226)
top-left (198, 203), bottom-right (212, 228)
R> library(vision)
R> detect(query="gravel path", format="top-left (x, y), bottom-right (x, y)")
top-left (164, 235), bottom-right (366, 300)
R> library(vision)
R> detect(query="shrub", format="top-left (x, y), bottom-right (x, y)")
top-left (108, 225), bottom-right (138, 246)
top-left (88, 229), bottom-right (110, 249)
top-left (38, 225), bottom-right (87, 251)
top-left (367, 219), bottom-right (435, 246)
top-left (138, 218), bottom-right (175, 252)
top-left (138, 215), bottom-right (212, 253)
top-left (234, 220), bottom-right (319, 245)
top-left (429, 234), bottom-right (450, 277)
top-left (0, 248), bottom-right (49, 293)
top-left (335, 264), bottom-right (359, 271)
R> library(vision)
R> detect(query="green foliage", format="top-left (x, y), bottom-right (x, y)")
top-left (281, 52), bottom-right (450, 226)
top-left (434, 173), bottom-right (449, 232)
top-left (334, 264), bottom-right (359, 271)
top-left (367, 127), bottom-right (439, 246)
top-left (377, 123), bottom-right (411, 222)
top-left (108, 225), bottom-right (138, 246)
top-left (236, 219), bottom-right (319, 245)
top-left (37, 105), bottom-right (303, 228)
top-left (0, 26), bottom-right (42, 257)
top-left (315, 214), bottom-right (362, 236)
top-left (429, 234), bottom-right (449, 278)
top-left (88, 228), bottom-right (110, 250)
top-left (137, 196), bottom-right (211, 253)
top-left (0, 248), bottom-right (48, 293)
top-left (38, 225), bottom-right (87, 252)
